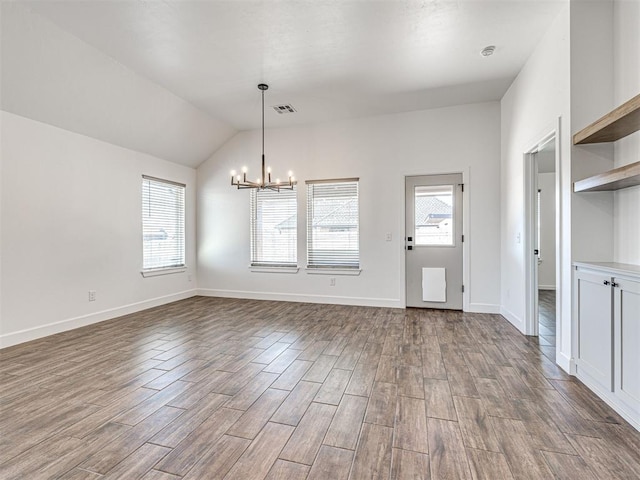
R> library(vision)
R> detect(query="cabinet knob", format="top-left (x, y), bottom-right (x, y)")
top-left (603, 280), bottom-right (611, 286)
top-left (612, 282), bottom-right (619, 288)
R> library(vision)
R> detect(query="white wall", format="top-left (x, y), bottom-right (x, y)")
top-left (570, 0), bottom-right (615, 265)
top-left (197, 102), bottom-right (501, 311)
top-left (613, 0), bottom-right (640, 265)
top-left (500, 6), bottom-right (571, 369)
top-left (0, 112), bottom-right (197, 347)
top-left (1, 3), bottom-right (235, 168)
top-left (538, 172), bottom-right (557, 289)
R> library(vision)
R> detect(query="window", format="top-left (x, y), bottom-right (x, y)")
top-left (142, 175), bottom-right (185, 270)
top-left (250, 187), bottom-right (297, 267)
top-left (307, 179), bottom-right (359, 268)
top-left (414, 185), bottom-right (454, 246)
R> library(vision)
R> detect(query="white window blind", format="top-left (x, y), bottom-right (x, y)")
top-left (250, 187), bottom-right (297, 267)
top-left (307, 179), bottom-right (359, 268)
top-left (142, 176), bottom-right (185, 270)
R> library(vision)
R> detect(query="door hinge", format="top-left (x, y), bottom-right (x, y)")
top-left (462, 285), bottom-right (465, 293)
top-left (461, 234), bottom-right (464, 243)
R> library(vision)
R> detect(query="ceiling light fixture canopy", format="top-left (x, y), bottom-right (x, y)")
top-left (480, 45), bottom-right (496, 57)
top-left (230, 84), bottom-right (296, 191)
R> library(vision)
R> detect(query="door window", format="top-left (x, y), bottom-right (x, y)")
top-left (414, 185), bottom-right (454, 246)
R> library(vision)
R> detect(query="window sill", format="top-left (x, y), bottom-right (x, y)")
top-left (305, 267), bottom-right (362, 276)
top-left (250, 266), bottom-right (300, 274)
top-left (141, 267), bottom-right (186, 277)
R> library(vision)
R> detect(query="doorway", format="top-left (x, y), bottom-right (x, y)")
top-left (524, 131), bottom-right (559, 362)
top-left (405, 174), bottom-right (463, 309)
top-left (536, 140), bottom-right (557, 360)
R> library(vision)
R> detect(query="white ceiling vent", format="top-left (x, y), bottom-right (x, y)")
top-left (272, 104), bottom-right (296, 114)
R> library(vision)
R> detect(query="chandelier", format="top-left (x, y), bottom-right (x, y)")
top-left (230, 84), bottom-right (296, 191)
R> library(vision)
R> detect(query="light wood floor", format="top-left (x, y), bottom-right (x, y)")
top-left (1, 297), bottom-right (639, 480)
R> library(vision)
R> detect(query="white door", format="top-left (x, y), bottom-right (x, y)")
top-left (405, 174), bottom-right (463, 309)
top-left (614, 277), bottom-right (640, 409)
top-left (575, 269), bottom-right (613, 391)
top-left (532, 156), bottom-right (540, 335)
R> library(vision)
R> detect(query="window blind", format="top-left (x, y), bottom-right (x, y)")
top-left (250, 187), bottom-right (297, 267)
top-left (307, 179), bottom-right (359, 268)
top-left (142, 176), bottom-right (185, 270)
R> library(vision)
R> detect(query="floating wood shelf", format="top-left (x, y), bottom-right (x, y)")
top-left (574, 161), bottom-right (640, 192)
top-left (573, 94), bottom-right (640, 145)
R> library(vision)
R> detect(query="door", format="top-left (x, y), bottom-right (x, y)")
top-left (405, 174), bottom-right (463, 309)
top-left (614, 277), bottom-right (640, 410)
top-left (575, 268), bottom-right (613, 391)
top-left (532, 157), bottom-right (540, 335)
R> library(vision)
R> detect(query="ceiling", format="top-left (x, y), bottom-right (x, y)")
top-left (2, 1), bottom-right (565, 166)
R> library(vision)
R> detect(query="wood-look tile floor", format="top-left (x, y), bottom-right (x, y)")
top-left (537, 290), bottom-right (556, 362)
top-left (2, 296), bottom-right (639, 480)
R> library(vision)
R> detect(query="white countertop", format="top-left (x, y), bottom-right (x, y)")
top-left (574, 261), bottom-right (640, 277)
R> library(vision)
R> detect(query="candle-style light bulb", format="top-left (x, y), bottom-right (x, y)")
top-left (230, 170), bottom-right (236, 176)
top-left (236, 175), bottom-right (241, 181)
top-left (242, 166), bottom-right (248, 173)
top-left (256, 178), bottom-right (261, 184)
top-left (276, 178), bottom-right (280, 184)
top-left (267, 166), bottom-right (271, 173)
top-left (288, 170), bottom-right (293, 177)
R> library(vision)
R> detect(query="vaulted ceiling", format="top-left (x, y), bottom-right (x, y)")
top-left (1, 1), bottom-right (565, 167)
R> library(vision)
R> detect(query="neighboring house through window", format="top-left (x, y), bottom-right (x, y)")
top-left (142, 175), bottom-right (185, 270)
top-left (251, 187), bottom-right (297, 267)
top-left (414, 185), bottom-right (454, 246)
top-left (306, 179), bottom-right (359, 268)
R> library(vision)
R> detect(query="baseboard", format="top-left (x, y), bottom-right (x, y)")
top-left (576, 370), bottom-right (640, 432)
top-left (467, 303), bottom-right (501, 314)
top-left (499, 305), bottom-right (525, 333)
top-left (0, 289), bottom-right (198, 349)
top-left (556, 350), bottom-right (573, 374)
top-left (539, 285), bottom-right (556, 291)
top-left (197, 288), bottom-right (403, 309)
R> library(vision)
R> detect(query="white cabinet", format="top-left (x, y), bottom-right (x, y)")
top-left (574, 262), bottom-right (640, 430)
top-left (575, 269), bottom-right (613, 391)
top-left (615, 277), bottom-right (640, 412)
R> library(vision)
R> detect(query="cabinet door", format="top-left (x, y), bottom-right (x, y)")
top-left (614, 277), bottom-right (640, 411)
top-left (575, 269), bottom-right (613, 391)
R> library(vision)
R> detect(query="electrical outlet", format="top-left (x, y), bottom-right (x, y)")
top-left (385, 232), bottom-right (392, 242)
top-left (329, 277), bottom-right (336, 287)
top-left (88, 290), bottom-right (96, 302)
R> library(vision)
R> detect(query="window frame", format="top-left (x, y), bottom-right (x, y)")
top-left (413, 184), bottom-right (456, 248)
top-left (306, 178), bottom-right (360, 271)
top-left (141, 175), bottom-right (186, 276)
